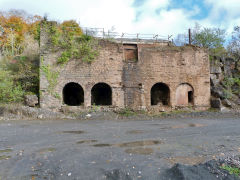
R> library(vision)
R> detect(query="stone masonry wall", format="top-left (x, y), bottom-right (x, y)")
top-left (40, 22), bottom-right (210, 111)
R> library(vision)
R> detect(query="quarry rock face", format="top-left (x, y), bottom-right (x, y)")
top-left (210, 56), bottom-right (240, 109)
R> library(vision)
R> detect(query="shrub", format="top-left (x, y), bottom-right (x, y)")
top-left (0, 68), bottom-right (24, 102)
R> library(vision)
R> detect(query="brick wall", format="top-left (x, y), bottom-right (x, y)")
top-left (40, 23), bottom-right (210, 111)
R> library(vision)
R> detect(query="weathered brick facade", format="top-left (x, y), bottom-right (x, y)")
top-left (40, 23), bottom-right (210, 111)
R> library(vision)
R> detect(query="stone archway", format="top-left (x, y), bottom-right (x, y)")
top-left (63, 82), bottom-right (84, 106)
top-left (151, 83), bottom-right (170, 106)
top-left (91, 83), bottom-right (112, 105)
top-left (176, 83), bottom-right (194, 106)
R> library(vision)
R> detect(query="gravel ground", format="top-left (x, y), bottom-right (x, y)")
top-left (0, 112), bottom-right (240, 179)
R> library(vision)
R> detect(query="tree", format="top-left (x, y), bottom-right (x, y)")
top-left (228, 26), bottom-right (240, 59)
top-left (174, 23), bottom-right (226, 56)
top-left (192, 27), bottom-right (225, 50)
top-left (0, 10), bottom-right (42, 56)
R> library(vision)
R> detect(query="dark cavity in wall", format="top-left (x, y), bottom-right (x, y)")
top-left (91, 83), bottom-right (112, 105)
top-left (151, 83), bottom-right (170, 105)
top-left (63, 82), bottom-right (84, 106)
top-left (188, 91), bottom-right (193, 104)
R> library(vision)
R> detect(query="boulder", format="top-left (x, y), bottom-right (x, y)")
top-left (211, 85), bottom-right (225, 99)
top-left (24, 95), bottom-right (38, 107)
top-left (222, 99), bottom-right (233, 108)
top-left (211, 98), bottom-right (222, 109)
top-left (210, 59), bottom-right (222, 74)
top-left (210, 74), bottom-right (220, 86)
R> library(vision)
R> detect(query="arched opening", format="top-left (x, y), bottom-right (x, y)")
top-left (63, 82), bottom-right (84, 106)
top-left (91, 83), bottom-right (112, 105)
top-left (176, 83), bottom-right (194, 106)
top-left (151, 83), bottom-right (170, 106)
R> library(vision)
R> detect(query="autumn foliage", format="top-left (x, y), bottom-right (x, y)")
top-left (0, 10), bottom-right (42, 56)
top-left (0, 10), bottom-right (85, 57)
top-left (0, 10), bottom-right (85, 103)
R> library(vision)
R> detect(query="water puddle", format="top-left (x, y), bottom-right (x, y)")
top-left (61, 130), bottom-right (85, 134)
top-left (93, 143), bottom-right (111, 147)
top-left (166, 156), bottom-right (206, 165)
top-left (188, 123), bottom-right (206, 127)
top-left (171, 123), bottom-right (206, 129)
top-left (0, 155), bottom-right (11, 160)
top-left (126, 130), bottom-right (145, 134)
top-left (125, 148), bottom-right (153, 155)
top-left (0, 148), bottom-right (12, 153)
top-left (150, 123), bottom-right (206, 129)
top-left (92, 140), bottom-right (162, 148)
top-left (115, 140), bottom-right (162, 147)
top-left (77, 140), bottom-right (98, 144)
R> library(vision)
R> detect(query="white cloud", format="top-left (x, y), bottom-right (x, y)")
top-left (131, 9), bottom-right (194, 36)
top-left (203, 0), bottom-right (240, 31)
top-left (0, 0), bottom-right (240, 39)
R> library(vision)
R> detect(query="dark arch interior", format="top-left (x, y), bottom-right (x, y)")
top-left (91, 83), bottom-right (112, 105)
top-left (188, 91), bottom-right (193, 104)
top-left (63, 82), bottom-right (84, 106)
top-left (151, 83), bottom-right (170, 105)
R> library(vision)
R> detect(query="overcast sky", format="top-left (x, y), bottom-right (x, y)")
top-left (1, 0), bottom-right (240, 37)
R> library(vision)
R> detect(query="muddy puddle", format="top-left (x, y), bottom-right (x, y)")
top-left (151, 123), bottom-right (206, 130)
top-left (171, 123), bottom-right (206, 129)
top-left (115, 140), bottom-right (162, 147)
top-left (126, 130), bottom-right (145, 134)
top-left (92, 140), bottom-right (162, 150)
top-left (77, 140), bottom-right (98, 144)
top-left (166, 155), bottom-right (206, 165)
top-left (61, 130), bottom-right (85, 134)
top-left (125, 148), bottom-right (154, 155)
top-left (93, 143), bottom-right (111, 147)
top-left (188, 123), bottom-right (206, 127)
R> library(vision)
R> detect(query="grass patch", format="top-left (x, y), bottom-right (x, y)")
top-left (0, 155), bottom-right (11, 160)
top-left (117, 108), bottom-right (137, 117)
top-left (207, 108), bottom-right (219, 112)
top-left (220, 165), bottom-right (240, 177)
top-left (0, 149), bottom-right (12, 153)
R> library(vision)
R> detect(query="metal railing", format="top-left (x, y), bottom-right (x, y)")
top-left (81, 27), bottom-right (171, 43)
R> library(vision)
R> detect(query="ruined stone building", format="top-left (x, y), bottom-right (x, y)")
top-left (40, 22), bottom-right (210, 111)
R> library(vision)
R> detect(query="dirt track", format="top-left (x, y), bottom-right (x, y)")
top-left (0, 113), bottom-right (240, 179)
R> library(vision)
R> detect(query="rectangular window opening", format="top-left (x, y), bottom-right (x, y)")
top-left (123, 44), bottom-right (138, 62)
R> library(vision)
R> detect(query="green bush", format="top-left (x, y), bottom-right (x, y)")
top-left (40, 58), bottom-right (59, 94)
top-left (221, 165), bottom-right (240, 177)
top-left (0, 69), bottom-right (24, 102)
top-left (45, 21), bottom-right (99, 64)
top-left (57, 50), bottom-right (72, 64)
top-left (5, 55), bottom-right (39, 95)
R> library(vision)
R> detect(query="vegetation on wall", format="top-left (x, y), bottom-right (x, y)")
top-left (43, 20), bottom-right (99, 64)
top-left (40, 58), bottom-right (59, 95)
